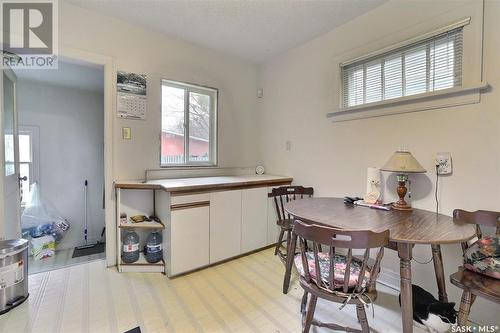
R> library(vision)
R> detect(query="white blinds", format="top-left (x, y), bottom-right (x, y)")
top-left (341, 27), bottom-right (463, 108)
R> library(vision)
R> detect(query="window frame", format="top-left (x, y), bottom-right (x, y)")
top-left (340, 27), bottom-right (463, 109)
top-left (160, 79), bottom-right (218, 168)
top-left (327, 13), bottom-right (488, 122)
top-left (18, 126), bottom-right (39, 206)
top-left (336, 18), bottom-right (473, 112)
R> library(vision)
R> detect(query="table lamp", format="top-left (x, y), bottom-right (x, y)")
top-left (381, 150), bottom-right (426, 211)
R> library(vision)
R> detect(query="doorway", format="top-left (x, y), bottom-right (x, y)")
top-left (9, 58), bottom-right (106, 274)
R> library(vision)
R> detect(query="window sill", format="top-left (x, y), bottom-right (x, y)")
top-left (159, 164), bottom-right (217, 169)
top-left (327, 82), bottom-right (488, 122)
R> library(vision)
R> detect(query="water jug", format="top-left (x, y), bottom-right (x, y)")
top-left (145, 231), bottom-right (162, 263)
top-left (122, 230), bottom-right (140, 263)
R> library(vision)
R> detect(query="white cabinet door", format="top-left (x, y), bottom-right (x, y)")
top-left (210, 190), bottom-right (242, 263)
top-left (267, 186), bottom-right (280, 245)
top-left (241, 187), bottom-right (268, 253)
top-left (170, 205), bottom-right (210, 275)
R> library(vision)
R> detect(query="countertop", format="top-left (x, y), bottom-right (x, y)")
top-left (114, 174), bottom-right (293, 194)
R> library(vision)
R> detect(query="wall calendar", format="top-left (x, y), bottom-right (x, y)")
top-left (116, 71), bottom-right (147, 120)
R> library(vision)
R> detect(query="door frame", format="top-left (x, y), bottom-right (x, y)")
top-left (0, 46), bottom-right (117, 266)
top-left (1, 66), bottom-right (21, 239)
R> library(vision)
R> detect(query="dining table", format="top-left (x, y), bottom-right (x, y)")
top-left (283, 197), bottom-right (477, 333)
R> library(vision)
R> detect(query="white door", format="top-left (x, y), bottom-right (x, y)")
top-left (170, 205), bottom-right (210, 276)
top-left (209, 190), bottom-right (241, 263)
top-left (2, 68), bottom-right (21, 239)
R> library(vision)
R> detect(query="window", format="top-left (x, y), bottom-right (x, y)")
top-left (4, 133), bottom-right (14, 176)
top-left (19, 127), bottom-right (39, 205)
top-left (341, 27), bottom-right (463, 108)
top-left (19, 133), bottom-right (32, 205)
top-left (161, 80), bottom-right (217, 166)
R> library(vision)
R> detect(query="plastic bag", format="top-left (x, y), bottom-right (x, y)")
top-left (21, 183), bottom-right (70, 242)
top-left (30, 235), bottom-right (55, 260)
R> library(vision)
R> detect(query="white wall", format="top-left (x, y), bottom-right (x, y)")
top-left (59, 0), bottom-right (260, 181)
top-left (17, 80), bottom-right (105, 250)
top-left (257, 0), bottom-right (499, 325)
top-left (53, 1), bottom-right (261, 264)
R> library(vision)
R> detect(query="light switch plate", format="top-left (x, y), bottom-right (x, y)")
top-left (436, 152), bottom-right (452, 175)
top-left (257, 88), bottom-right (263, 98)
top-left (122, 127), bottom-right (131, 139)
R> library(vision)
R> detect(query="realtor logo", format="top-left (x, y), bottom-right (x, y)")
top-left (1, 0), bottom-right (58, 69)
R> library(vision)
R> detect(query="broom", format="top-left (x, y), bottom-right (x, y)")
top-left (75, 180), bottom-right (95, 250)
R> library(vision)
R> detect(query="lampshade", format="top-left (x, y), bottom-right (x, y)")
top-left (381, 151), bottom-right (426, 173)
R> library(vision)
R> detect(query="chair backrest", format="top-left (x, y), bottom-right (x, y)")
top-left (453, 209), bottom-right (500, 254)
top-left (269, 186), bottom-right (314, 223)
top-left (293, 219), bottom-right (389, 294)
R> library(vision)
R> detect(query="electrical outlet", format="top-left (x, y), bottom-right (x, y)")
top-left (436, 152), bottom-right (452, 175)
top-left (285, 140), bottom-right (292, 151)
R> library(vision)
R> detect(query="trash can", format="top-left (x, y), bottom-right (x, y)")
top-left (0, 239), bottom-right (29, 315)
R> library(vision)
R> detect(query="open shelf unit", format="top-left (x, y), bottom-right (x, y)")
top-left (116, 187), bottom-right (167, 274)
top-left (120, 253), bottom-right (165, 273)
top-left (119, 221), bottom-right (165, 229)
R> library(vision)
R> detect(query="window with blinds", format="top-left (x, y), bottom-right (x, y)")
top-left (341, 27), bottom-right (463, 108)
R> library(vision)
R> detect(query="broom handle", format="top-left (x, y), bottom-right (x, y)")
top-left (84, 180), bottom-right (88, 245)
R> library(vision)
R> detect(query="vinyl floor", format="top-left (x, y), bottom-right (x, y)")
top-left (28, 247), bottom-right (106, 275)
top-left (0, 247), bottom-right (427, 333)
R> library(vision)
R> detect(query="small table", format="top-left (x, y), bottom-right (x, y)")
top-left (284, 197), bottom-right (476, 333)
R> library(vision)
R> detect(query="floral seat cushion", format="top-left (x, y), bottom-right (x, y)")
top-left (294, 251), bottom-right (370, 288)
top-left (464, 235), bottom-right (500, 280)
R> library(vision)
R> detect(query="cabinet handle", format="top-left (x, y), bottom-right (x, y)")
top-left (171, 201), bottom-right (210, 211)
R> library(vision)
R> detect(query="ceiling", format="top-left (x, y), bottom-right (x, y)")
top-left (14, 59), bottom-right (104, 93)
top-left (66, 0), bottom-right (387, 63)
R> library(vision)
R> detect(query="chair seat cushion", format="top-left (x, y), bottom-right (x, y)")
top-left (294, 251), bottom-right (370, 288)
top-left (464, 235), bottom-right (500, 280)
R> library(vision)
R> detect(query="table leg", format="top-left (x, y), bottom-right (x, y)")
top-left (283, 231), bottom-right (297, 294)
top-left (398, 243), bottom-right (413, 333)
top-left (431, 244), bottom-right (448, 302)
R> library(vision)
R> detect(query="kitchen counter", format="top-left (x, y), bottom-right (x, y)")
top-left (114, 174), bottom-right (293, 195)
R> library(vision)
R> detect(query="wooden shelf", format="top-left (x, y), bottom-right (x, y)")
top-left (119, 220), bottom-right (165, 229)
top-left (119, 253), bottom-right (165, 273)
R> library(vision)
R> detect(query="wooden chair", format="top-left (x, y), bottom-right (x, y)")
top-left (449, 209), bottom-right (500, 326)
top-left (293, 219), bottom-right (389, 333)
top-left (268, 186), bottom-right (314, 263)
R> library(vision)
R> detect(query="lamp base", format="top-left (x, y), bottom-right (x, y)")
top-left (393, 175), bottom-right (412, 211)
top-left (392, 202), bottom-right (413, 211)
